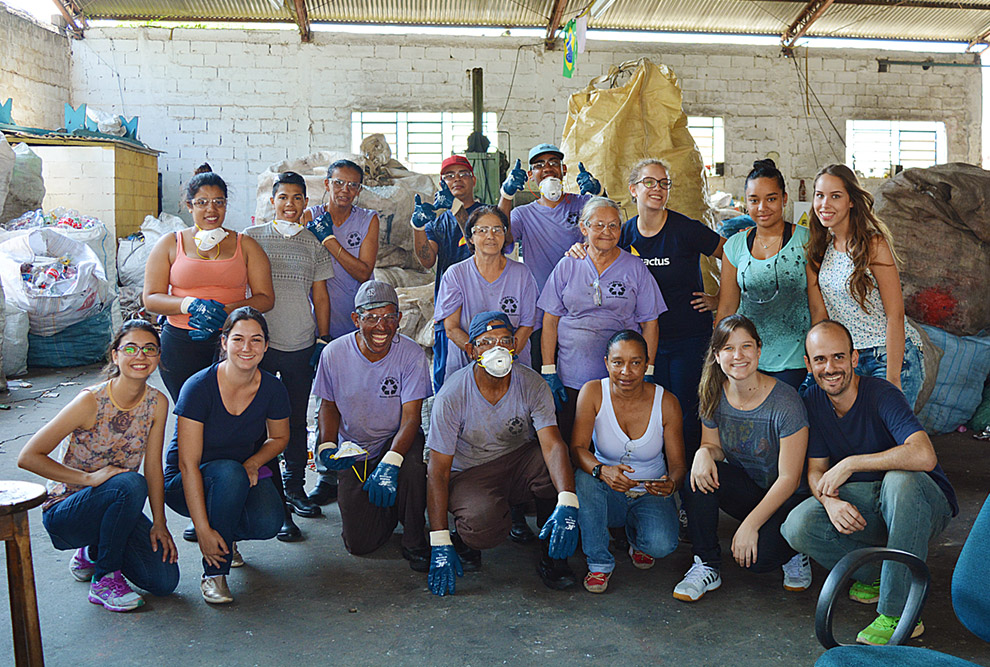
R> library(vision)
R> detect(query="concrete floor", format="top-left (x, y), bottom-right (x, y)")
top-left (0, 364), bottom-right (987, 666)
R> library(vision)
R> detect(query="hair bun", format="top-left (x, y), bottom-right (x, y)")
top-left (754, 158), bottom-right (776, 170)
top-left (194, 162), bottom-right (213, 175)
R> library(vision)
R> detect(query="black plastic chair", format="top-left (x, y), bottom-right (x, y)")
top-left (814, 493), bottom-right (990, 666)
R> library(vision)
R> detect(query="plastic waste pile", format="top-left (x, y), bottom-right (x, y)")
top-left (7, 207), bottom-right (104, 233)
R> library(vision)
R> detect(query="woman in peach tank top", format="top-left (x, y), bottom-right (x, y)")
top-left (144, 166), bottom-right (275, 402)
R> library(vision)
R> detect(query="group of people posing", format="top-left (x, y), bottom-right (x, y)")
top-left (17, 145), bottom-right (955, 648)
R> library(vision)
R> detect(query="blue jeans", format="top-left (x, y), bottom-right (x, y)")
top-left (575, 470), bottom-right (679, 573)
top-left (159, 323), bottom-right (220, 403)
top-left (42, 471), bottom-right (179, 595)
top-left (164, 459), bottom-right (283, 576)
top-left (259, 345), bottom-right (315, 491)
top-left (654, 334), bottom-right (708, 457)
top-left (781, 471), bottom-right (952, 617)
top-left (856, 338), bottom-right (924, 409)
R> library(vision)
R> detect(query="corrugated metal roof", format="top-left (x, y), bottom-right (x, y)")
top-left (71, 0), bottom-right (990, 43)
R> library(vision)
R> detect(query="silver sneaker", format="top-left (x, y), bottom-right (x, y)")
top-left (230, 542), bottom-right (244, 568)
top-left (782, 553), bottom-right (812, 591)
top-left (673, 555), bottom-right (721, 602)
top-left (201, 575), bottom-right (234, 604)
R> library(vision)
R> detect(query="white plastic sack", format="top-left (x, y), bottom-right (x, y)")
top-left (0, 136), bottom-right (14, 222)
top-left (1, 144), bottom-right (45, 225)
top-left (2, 299), bottom-right (28, 377)
top-left (117, 213), bottom-right (188, 288)
top-left (0, 228), bottom-right (109, 336)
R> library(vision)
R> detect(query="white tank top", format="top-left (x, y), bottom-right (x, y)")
top-left (593, 378), bottom-right (667, 490)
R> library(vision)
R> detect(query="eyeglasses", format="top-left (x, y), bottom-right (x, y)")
top-left (330, 179), bottom-right (362, 192)
top-left (359, 313), bottom-right (399, 326)
top-left (586, 221), bottom-right (621, 233)
top-left (530, 159), bottom-right (561, 170)
top-left (190, 198), bottom-right (227, 209)
top-left (740, 253), bottom-right (780, 304)
top-left (591, 278), bottom-right (602, 307)
top-left (619, 440), bottom-right (637, 467)
top-left (474, 336), bottom-right (514, 348)
top-left (471, 225), bottom-right (505, 236)
top-left (441, 170), bottom-right (473, 182)
top-left (117, 344), bottom-right (160, 357)
top-left (635, 177), bottom-right (672, 190)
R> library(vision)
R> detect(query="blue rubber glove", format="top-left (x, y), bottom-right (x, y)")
top-left (500, 159), bottom-right (528, 198)
top-left (307, 212), bottom-right (335, 243)
top-left (362, 452), bottom-right (401, 507)
top-left (576, 162), bottom-right (602, 196)
top-left (433, 180), bottom-right (455, 210)
top-left (428, 534), bottom-right (464, 597)
top-left (644, 364), bottom-right (656, 385)
top-left (186, 298), bottom-right (227, 330)
top-left (188, 325), bottom-right (217, 341)
top-left (538, 495), bottom-right (580, 559)
top-left (411, 195), bottom-right (437, 230)
top-left (541, 366), bottom-right (568, 412)
top-left (309, 337), bottom-right (329, 369)
top-left (317, 443), bottom-right (361, 472)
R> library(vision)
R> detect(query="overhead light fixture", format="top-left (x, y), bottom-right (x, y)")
top-left (590, 0), bottom-right (619, 19)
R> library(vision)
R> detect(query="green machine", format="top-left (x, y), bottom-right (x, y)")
top-left (466, 151), bottom-right (506, 205)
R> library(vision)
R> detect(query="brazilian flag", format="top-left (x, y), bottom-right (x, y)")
top-left (563, 19), bottom-right (576, 78)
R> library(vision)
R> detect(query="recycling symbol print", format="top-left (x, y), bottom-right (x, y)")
top-left (607, 281), bottom-right (626, 297)
top-left (500, 296), bottom-right (519, 315)
top-left (506, 417), bottom-right (525, 436)
top-left (565, 212), bottom-right (580, 227)
top-left (346, 232), bottom-right (362, 247)
top-left (380, 376), bottom-right (399, 397)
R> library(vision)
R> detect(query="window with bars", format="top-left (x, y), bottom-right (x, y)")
top-left (687, 116), bottom-right (725, 177)
top-left (351, 111), bottom-right (499, 174)
top-left (846, 120), bottom-right (947, 178)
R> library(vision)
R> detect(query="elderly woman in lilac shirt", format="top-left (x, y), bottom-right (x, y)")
top-left (538, 197), bottom-right (666, 442)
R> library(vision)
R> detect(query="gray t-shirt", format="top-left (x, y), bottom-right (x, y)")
top-left (428, 363), bottom-right (557, 472)
top-left (244, 223), bottom-right (334, 352)
top-left (701, 379), bottom-right (807, 489)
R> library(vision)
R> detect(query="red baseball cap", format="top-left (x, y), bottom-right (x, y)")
top-left (440, 155), bottom-right (474, 174)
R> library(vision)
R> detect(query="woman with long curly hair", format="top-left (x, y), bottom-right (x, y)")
top-left (805, 163), bottom-right (924, 407)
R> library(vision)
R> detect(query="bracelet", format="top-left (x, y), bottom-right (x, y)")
top-left (336, 245), bottom-right (344, 259)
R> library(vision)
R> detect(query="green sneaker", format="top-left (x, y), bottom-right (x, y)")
top-left (848, 578), bottom-right (881, 604)
top-left (856, 614), bottom-right (924, 645)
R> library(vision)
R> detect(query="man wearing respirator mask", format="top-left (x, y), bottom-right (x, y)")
top-left (425, 311), bottom-right (580, 596)
top-left (498, 144), bottom-right (603, 373)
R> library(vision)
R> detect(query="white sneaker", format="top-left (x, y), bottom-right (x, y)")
top-left (782, 553), bottom-right (812, 591)
top-left (673, 555), bottom-right (721, 602)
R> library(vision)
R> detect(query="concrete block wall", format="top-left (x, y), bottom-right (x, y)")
top-left (0, 6), bottom-right (71, 130)
top-left (32, 145), bottom-right (116, 226)
top-left (69, 27), bottom-right (982, 229)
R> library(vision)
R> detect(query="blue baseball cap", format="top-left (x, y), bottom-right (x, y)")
top-left (467, 311), bottom-right (515, 344)
top-left (528, 143), bottom-right (564, 164)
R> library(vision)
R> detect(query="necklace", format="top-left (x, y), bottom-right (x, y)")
top-left (106, 379), bottom-right (146, 412)
top-left (757, 234), bottom-right (781, 250)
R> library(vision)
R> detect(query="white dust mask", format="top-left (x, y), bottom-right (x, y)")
top-left (273, 219), bottom-right (304, 237)
top-left (479, 346), bottom-right (514, 378)
top-left (194, 226), bottom-right (229, 252)
top-left (539, 177), bottom-right (563, 202)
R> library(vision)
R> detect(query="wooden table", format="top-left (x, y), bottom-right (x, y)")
top-left (0, 481), bottom-right (47, 667)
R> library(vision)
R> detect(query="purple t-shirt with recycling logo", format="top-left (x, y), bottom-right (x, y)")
top-left (312, 331), bottom-right (432, 459)
top-left (434, 256), bottom-right (541, 378)
top-left (510, 193), bottom-right (592, 293)
top-left (538, 250), bottom-right (666, 390)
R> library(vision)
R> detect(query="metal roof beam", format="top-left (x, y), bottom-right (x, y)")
top-left (782, 0), bottom-right (835, 51)
top-left (544, 0), bottom-right (568, 50)
top-left (836, 0), bottom-right (990, 10)
top-left (291, 0), bottom-right (311, 42)
top-left (967, 25), bottom-right (990, 52)
top-left (50, 0), bottom-right (86, 38)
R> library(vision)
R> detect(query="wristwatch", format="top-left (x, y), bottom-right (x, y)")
top-left (591, 464), bottom-right (603, 479)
